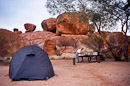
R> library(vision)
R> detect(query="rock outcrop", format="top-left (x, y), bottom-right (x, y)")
top-left (105, 32), bottom-right (122, 48)
top-left (58, 46), bottom-right (75, 55)
top-left (41, 18), bottom-right (56, 33)
top-left (43, 39), bottom-right (57, 56)
top-left (56, 12), bottom-right (91, 36)
top-left (55, 35), bottom-right (89, 55)
top-left (24, 23), bottom-right (36, 33)
top-left (20, 31), bottom-right (90, 56)
top-left (0, 29), bottom-right (27, 59)
top-left (21, 31), bottom-right (56, 48)
top-left (21, 31), bottom-right (57, 56)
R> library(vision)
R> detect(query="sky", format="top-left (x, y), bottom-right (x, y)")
top-left (0, 0), bottom-right (57, 33)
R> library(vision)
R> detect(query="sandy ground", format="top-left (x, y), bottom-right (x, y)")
top-left (0, 59), bottom-right (130, 86)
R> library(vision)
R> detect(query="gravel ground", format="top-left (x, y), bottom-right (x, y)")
top-left (0, 59), bottom-right (130, 86)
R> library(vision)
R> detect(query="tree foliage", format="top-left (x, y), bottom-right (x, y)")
top-left (46, 0), bottom-right (91, 15)
top-left (46, 0), bottom-right (129, 31)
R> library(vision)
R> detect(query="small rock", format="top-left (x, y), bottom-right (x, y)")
top-left (24, 23), bottom-right (36, 32)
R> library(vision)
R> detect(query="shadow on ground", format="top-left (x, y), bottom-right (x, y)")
top-left (0, 60), bottom-right (10, 66)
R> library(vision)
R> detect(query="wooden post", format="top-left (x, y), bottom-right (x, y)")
top-left (82, 57), bottom-right (83, 61)
top-left (88, 56), bottom-right (91, 63)
top-left (96, 56), bottom-right (97, 62)
top-left (90, 56), bottom-right (91, 62)
top-left (97, 56), bottom-right (100, 63)
top-left (73, 58), bottom-right (75, 65)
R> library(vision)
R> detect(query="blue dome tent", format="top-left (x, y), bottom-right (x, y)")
top-left (9, 45), bottom-right (54, 81)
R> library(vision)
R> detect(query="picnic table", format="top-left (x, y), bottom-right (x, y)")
top-left (73, 54), bottom-right (101, 65)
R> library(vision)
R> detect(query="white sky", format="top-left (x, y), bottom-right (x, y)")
top-left (0, 0), bottom-right (57, 33)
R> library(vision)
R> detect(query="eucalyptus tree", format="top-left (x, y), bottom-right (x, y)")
top-left (46, 0), bottom-right (130, 60)
top-left (85, 0), bottom-right (130, 60)
top-left (46, 0), bottom-right (92, 14)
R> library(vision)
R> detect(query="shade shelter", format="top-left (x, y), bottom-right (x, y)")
top-left (9, 45), bottom-right (54, 81)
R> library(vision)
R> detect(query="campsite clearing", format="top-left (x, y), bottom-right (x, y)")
top-left (0, 59), bottom-right (130, 86)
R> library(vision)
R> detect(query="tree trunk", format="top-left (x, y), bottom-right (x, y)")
top-left (95, 22), bottom-right (123, 61)
top-left (126, 44), bottom-right (130, 61)
top-left (117, 16), bottom-right (129, 61)
top-left (94, 22), bottom-right (115, 59)
top-left (59, 46), bottom-right (67, 55)
top-left (97, 29), bottom-right (115, 57)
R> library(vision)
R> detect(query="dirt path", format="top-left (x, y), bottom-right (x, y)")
top-left (0, 59), bottom-right (130, 86)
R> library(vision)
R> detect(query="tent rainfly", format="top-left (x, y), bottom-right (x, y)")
top-left (9, 45), bottom-right (54, 81)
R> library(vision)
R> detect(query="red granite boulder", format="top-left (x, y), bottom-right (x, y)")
top-left (41, 18), bottom-right (56, 33)
top-left (43, 38), bottom-right (57, 56)
top-left (56, 12), bottom-right (91, 36)
top-left (24, 23), bottom-right (36, 33)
